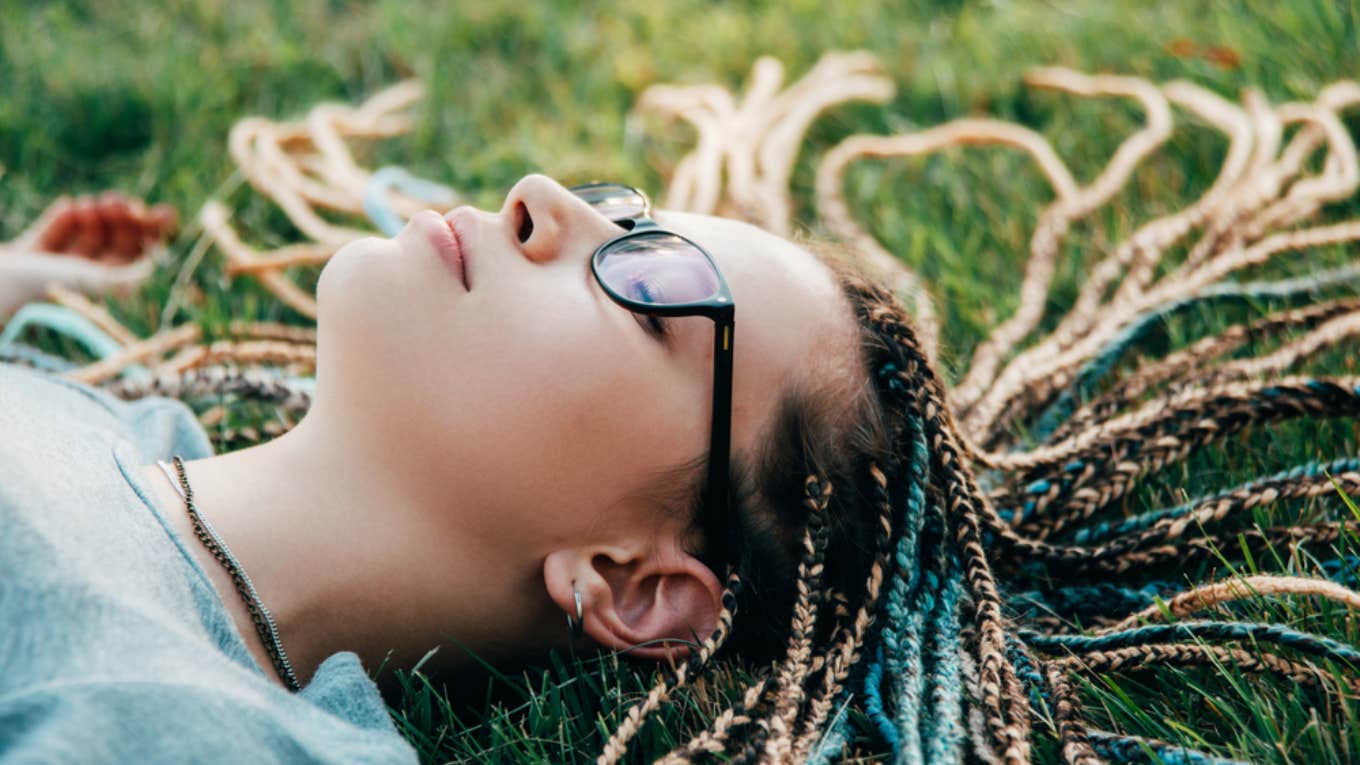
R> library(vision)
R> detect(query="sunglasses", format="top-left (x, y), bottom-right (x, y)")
top-left (568, 182), bottom-right (737, 568)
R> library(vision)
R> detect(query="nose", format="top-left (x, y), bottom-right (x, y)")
top-left (500, 174), bottom-right (616, 264)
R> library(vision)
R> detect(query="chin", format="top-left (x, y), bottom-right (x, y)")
top-left (315, 236), bottom-right (390, 311)
top-left (312, 234), bottom-right (464, 423)
top-left (314, 238), bottom-right (405, 406)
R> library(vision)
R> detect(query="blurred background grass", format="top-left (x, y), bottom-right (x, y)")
top-left (3, 1), bottom-right (1358, 762)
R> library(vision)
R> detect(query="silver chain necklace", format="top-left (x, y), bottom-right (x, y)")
top-left (157, 456), bottom-right (301, 692)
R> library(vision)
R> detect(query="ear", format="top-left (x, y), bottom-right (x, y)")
top-left (543, 543), bottom-right (722, 661)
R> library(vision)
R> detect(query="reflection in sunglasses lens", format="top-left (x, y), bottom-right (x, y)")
top-left (596, 233), bottom-right (720, 305)
top-left (571, 184), bottom-right (647, 222)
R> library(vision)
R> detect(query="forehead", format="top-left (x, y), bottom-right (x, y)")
top-left (652, 210), bottom-right (856, 446)
top-left (653, 210), bottom-right (841, 320)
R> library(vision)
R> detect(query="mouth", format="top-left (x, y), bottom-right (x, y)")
top-left (413, 210), bottom-right (467, 289)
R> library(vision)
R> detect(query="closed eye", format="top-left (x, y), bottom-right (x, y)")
top-left (639, 312), bottom-right (669, 339)
top-left (631, 279), bottom-right (670, 340)
top-left (589, 256), bottom-right (670, 342)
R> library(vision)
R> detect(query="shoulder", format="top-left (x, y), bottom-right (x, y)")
top-left (0, 676), bottom-right (418, 765)
top-left (0, 362), bottom-right (124, 437)
top-left (0, 363), bottom-right (211, 477)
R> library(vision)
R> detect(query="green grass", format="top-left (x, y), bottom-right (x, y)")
top-left (3, 1), bottom-right (1359, 762)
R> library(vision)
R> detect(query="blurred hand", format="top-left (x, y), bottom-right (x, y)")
top-left (13, 191), bottom-right (178, 263)
top-left (0, 192), bottom-right (178, 320)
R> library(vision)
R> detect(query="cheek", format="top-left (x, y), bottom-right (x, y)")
top-left (314, 261), bottom-right (700, 540)
top-left (316, 237), bottom-right (459, 390)
top-left (424, 308), bottom-right (653, 465)
top-left (413, 309), bottom-right (692, 535)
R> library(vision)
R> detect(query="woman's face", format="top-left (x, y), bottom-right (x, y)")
top-left (313, 174), bottom-right (854, 575)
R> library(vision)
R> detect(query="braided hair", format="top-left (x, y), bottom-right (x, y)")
top-left (598, 254), bottom-right (1360, 765)
top-left (596, 260), bottom-right (1035, 765)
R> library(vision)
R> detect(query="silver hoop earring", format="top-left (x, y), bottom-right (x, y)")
top-left (565, 585), bottom-right (584, 640)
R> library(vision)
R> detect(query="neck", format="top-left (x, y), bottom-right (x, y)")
top-left (142, 414), bottom-right (563, 689)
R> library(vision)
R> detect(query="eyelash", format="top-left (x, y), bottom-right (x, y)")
top-left (627, 276), bottom-right (671, 340)
top-left (591, 260), bottom-right (670, 341)
top-left (642, 313), bottom-right (670, 339)
top-left (588, 210), bottom-right (666, 339)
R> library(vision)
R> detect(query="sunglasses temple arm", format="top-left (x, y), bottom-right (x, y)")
top-left (704, 314), bottom-right (736, 550)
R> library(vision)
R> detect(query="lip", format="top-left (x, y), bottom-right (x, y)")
top-left (413, 210), bottom-right (467, 289)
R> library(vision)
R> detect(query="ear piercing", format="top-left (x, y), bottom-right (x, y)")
top-left (566, 583), bottom-right (584, 639)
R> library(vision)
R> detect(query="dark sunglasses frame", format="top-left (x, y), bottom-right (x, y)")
top-left (569, 182), bottom-right (737, 567)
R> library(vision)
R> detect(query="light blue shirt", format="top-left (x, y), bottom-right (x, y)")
top-left (0, 363), bottom-right (418, 764)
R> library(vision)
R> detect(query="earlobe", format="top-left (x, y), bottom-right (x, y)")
top-left (543, 549), bottom-right (593, 643)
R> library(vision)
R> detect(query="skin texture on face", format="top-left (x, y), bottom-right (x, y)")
top-left (310, 174), bottom-right (857, 659)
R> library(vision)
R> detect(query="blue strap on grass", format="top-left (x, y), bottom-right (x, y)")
top-left (363, 167), bottom-right (458, 236)
top-left (0, 302), bottom-right (149, 380)
top-left (0, 341), bottom-right (78, 371)
top-left (1, 303), bottom-right (124, 358)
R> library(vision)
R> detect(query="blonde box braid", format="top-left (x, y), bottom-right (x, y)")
top-left (763, 477), bottom-right (832, 763)
top-left (788, 465), bottom-right (894, 762)
top-left (27, 53), bottom-right (1360, 764)
top-left (955, 90), bottom-right (1360, 447)
top-left (627, 56), bottom-right (1360, 764)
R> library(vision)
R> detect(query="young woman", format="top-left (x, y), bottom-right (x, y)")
top-left (1, 174), bottom-right (885, 763)
top-left (5, 172), bottom-right (1357, 765)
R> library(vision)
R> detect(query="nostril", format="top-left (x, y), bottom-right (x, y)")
top-left (514, 202), bottom-right (534, 244)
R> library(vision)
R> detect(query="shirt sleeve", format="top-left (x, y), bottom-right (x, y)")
top-left (0, 680), bottom-right (419, 765)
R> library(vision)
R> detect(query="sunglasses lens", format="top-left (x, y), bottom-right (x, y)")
top-left (596, 232), bottom-right (721, 305)
top-left (570, 183), bottom-right (648, 222)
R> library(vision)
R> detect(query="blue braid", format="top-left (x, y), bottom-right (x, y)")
top-left (1069, 456), bottom-right (1360, 545)
top-left (1321, 555), bottom-right (1360, 586)
top-left (1009, 581), bottom-right (1179, 623)
top-left (1004, 633), bottom-right (1048, 712)
top-left (870, 411), bottom-right (931, 761)
top-left (896, 566), bottom-right (936, 765)
top-left (998, 462), bottom-right (1091, 525)
top-left (861, 380), bottom-right (969, 765)
top-left (1086, 730), bottom-right (1251, 765)
top-left (889, 491), bottom-right (953, 763)
top-left (920, 563), bottom-right (966, 765)
top-left (804, 692), bottom-right (855, 765)
top-left (1009, 551), bottom-right (1360, 626)
top-left (1033, 263), bottom-right (1360, 442)
top-left (861, 644), bottom-right (898, 751)
top-left (1021, 621), bottom-right (1360, 664)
